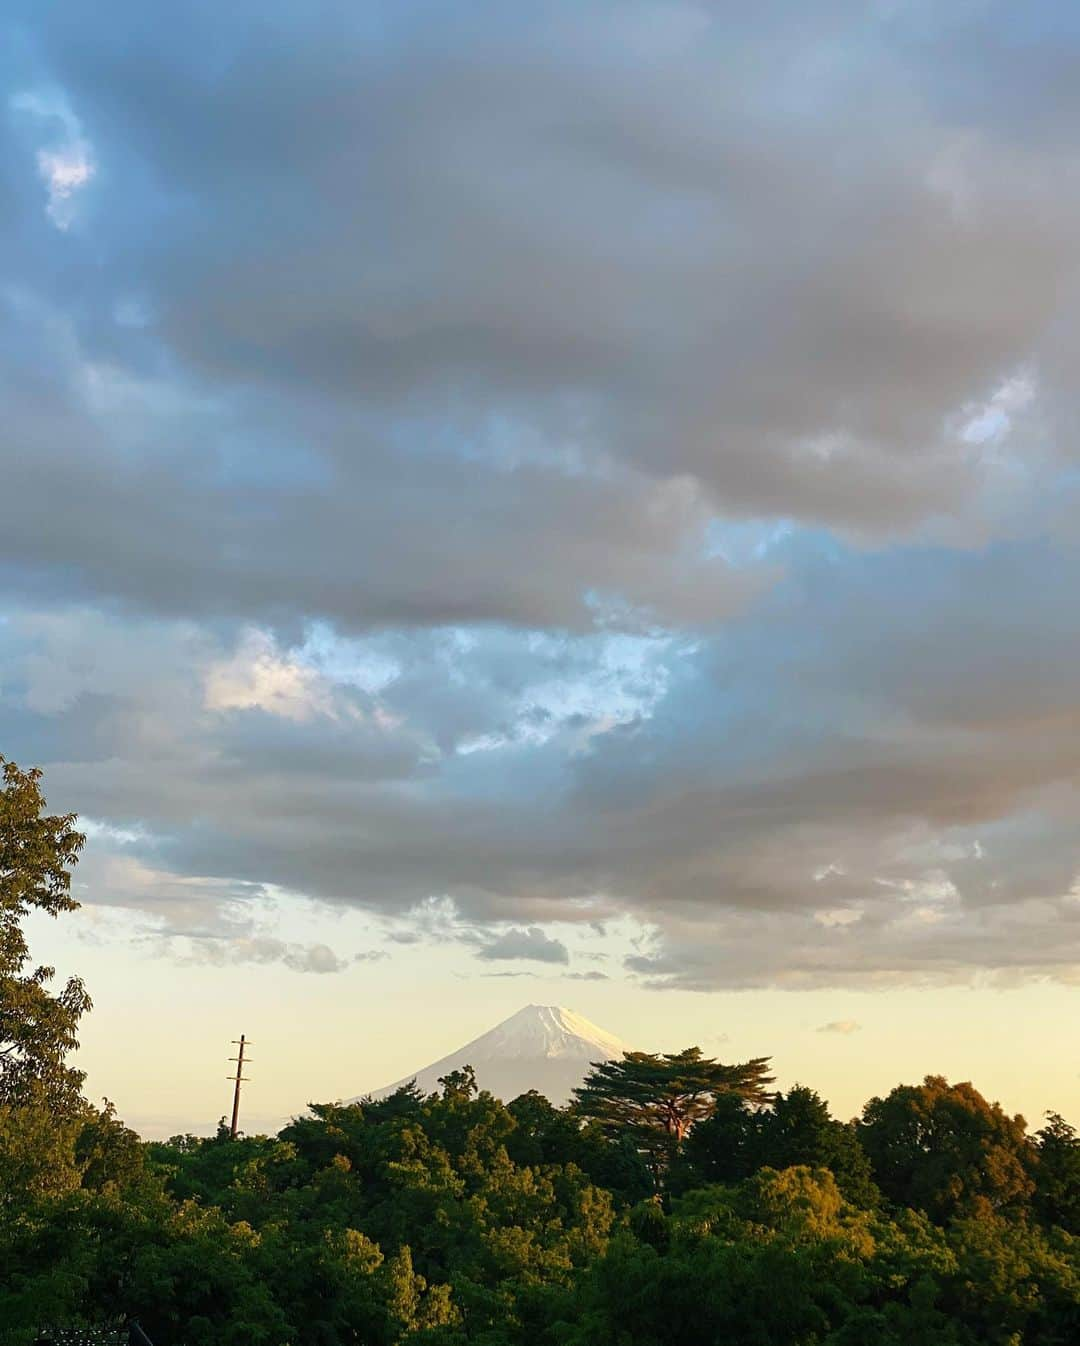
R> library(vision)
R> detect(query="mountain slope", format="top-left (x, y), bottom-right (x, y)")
top-left (355, 1004), bottom-right (628, 1106)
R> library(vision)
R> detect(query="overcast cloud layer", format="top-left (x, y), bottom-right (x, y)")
top-left (5, 1), bottom-right (1080, 989)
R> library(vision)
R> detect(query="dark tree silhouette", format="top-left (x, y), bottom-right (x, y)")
top-left (1033, 1111), bottom-right (1080, 1233)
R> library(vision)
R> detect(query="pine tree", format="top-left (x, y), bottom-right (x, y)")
top-left (573, 1046), bottom-right (774, 1180)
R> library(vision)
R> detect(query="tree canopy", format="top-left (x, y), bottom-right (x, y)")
top-left (0, 757), bottom-right (90, 1111)
top-left (572, 1047), bottom-right (774, 1180)
top-left (1034, 1111), bottom-right (1080, 1234)
top-left (858, 1074), bottom-right (1034, 1222)
top-left (676, 1084), bottom-right (879, 1208)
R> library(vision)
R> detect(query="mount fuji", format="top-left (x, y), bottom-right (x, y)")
top-left (357, 1005), bottom-right (628, 1106)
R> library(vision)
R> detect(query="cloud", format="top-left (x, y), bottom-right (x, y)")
top-left (14, 540), bottom-right (1080, 991)
top-left (204, 628), bottom-right (336, 722)
top-left (178, 935), bottom-right (349, 975)
top-left (565, 971), bottom-right (609, 982)
top-left (3, 1), bottom-right (1078, 639)
top-left (817, 1020), bottom-right (862, 1036)
top-left (6, 2), bottom-right (1080, 992)
top-left (10, 88), bottom-right (95, 229)
top-left (476, 927), bottom-right (570, 965)
top-left (36, 147), bottom-right (94, 226)
top-left (281, 942), bottom-right (349, 974)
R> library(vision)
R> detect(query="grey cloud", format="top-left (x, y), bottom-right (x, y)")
top-left (178, 935), bottom-right (349, 975)
top-left (622, 878), bottom-right (1080, 991)
top-left (475, 927), bottom-right (570, 965)
top-left (0, 338), bottom-right (747, 633)
top-left (3, 3), bottom-right (1080, 644)
top-left (565, 971), bottom-right (609, 982)
top-left (12, 540), bottom-right (1080, 990)
top-left (6, 4), bottom-right (1080, 992)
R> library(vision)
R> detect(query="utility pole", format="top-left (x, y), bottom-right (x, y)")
top-left (227, 1035), bottom-right (251, 1139)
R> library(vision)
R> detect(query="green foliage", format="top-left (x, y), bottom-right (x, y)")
top-left (545, 1167), bottom-right (1080, 1346)
top-left (75, 1100), bottom-right (145, 1192)
top-left (671, 1088), bottom-right (756, 1188)
top-left (572, 1047), bottom-right (774, 1181)
top-left (0, 757), bottom-right (90, 1111)
top-left (673, 1085), bottom-right (879, 1208)
top-left (1034, 1112), bottom-right (1080, 1234)
top-left (507, 1091), bottom-right (652, 1204)
top-left (437, 1066), bottom-right (479, 1103)
top-left (547, 1169), bottom-right (904, 1346)
top-left (753, 1086), bottom-right (880, 1209)
top-left (859, 1075), bottom-right (1034, 1222)
top-left (8, 1057), bottom-right (1080, 1346)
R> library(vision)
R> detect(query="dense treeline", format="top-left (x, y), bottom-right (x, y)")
top-left (6, 759), bottom-right (1080, 1343)
top-left (7, 1069), bottom-right (1080, 1344)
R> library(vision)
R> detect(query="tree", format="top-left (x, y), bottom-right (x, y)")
top-left (75, 1098), bottom-right (146, 1192)
top-left (438, 1064), bottom-right (479, 1102)
top-left (507, 1090), bottom-right (653, 1204)
top-left (507, 1089), bottom-right (583, 1168)
top-left (672, 1090), bottom-right (756, 1189)
top-left (0, 757), bottom-right (90, 1110)
top-left (1033, 1112), bottom-right (1080, 1234)
top-left (754, 1086), bottom-right (837, 1171)
top-left (858, 1075), bottom-right (1034, 1222)
top-left (671, 1086), bottom-right (879, 1207)
top-left (573, 1047), bottom-right (774, 1180)
top-left (752, 1086), bottom-right (879, 1208)
top-left (552, 1168), bottom-right (946, 1346)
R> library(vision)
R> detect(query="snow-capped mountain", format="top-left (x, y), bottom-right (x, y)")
top-left (356, 1004), bottom-right (628, 1106)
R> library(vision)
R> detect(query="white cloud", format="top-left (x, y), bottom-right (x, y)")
top-left (37, 147), bottom-right (95, 227)
top-left (960, 370), bottom-right (1037, 446)
top-left (204, 628), bottom-right (336, 721)
top-left (11, 89), bottom-right (96, 229)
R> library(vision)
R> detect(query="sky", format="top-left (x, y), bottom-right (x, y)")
top-left (5, 1), bottom-right (1080, 1137)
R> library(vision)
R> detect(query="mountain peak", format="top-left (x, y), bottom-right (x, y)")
top-left (482, 1004), bottom-right (627, 1059)
top-left (356, 1004), bottom-right (628, 1106)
